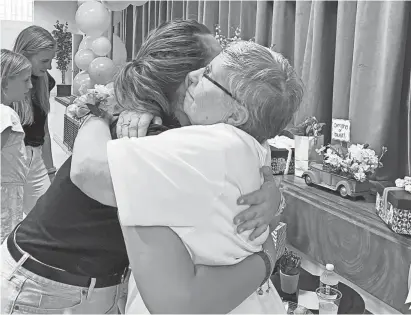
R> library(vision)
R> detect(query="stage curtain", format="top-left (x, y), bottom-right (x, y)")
top-left (127, 1), bottom-right (411, 180)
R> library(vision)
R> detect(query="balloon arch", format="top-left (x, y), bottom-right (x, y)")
top-left (73, 0), bottom-right (147, 95)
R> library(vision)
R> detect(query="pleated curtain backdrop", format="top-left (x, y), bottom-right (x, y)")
top-left (126, 0), bottom-right (411, 180)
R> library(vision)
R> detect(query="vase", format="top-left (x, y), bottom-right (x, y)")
top-left (280, 270), bottom-right (300, 294)
top-left (294, 135), bottom-right (324, 177)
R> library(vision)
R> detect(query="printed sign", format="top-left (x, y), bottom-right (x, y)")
top-left (332, 119), bottom-right (350, 142)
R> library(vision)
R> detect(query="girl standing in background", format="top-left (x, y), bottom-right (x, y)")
top-left (1, 49), bottom-right (32, 242)
top-left (13, 25), bottom-right (57, 214)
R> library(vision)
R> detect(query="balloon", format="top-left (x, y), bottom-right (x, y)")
top-left (79, 35), bottom-right (97, 50)
top-left (72, 71), bottom-right (95, 96)
top-left (102, 1), bottom-right (130, 11)
top-left (131, 1), bottom-right (148, 6)
top-left (75, 1), bottom-right (110, 37)
top-left (88, 57), bottom-right (116, 85)
top-left (91, 37), bottom-right (112, 56)
top-left (75, 49), bottom-right (96, 70)
top-left (78, 0), bottom-right (100, 7)
top-left (112, 35), bottom-right (127, 66)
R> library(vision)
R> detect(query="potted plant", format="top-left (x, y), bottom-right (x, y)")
top-left (279, 249), bottom-right (302, 294)
top-left (52, 20), bottom-right (72, 97)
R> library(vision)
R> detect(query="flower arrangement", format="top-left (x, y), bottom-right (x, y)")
top-left (395, 176), bottom-right (411, 194)
top-left (67, 83), bottom-right (120, 119)
top-left (290, 116), bottom-right (326, 137)
top-left (279, 249), bottom-right (301, 276)
top-left (316, 143), bottom-right (387, 182)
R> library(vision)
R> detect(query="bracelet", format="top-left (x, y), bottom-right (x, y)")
top-left (47, 167), bottom-right (57, 175)
top-left (79, 113), bottom-right (94, 129)
top-left (256, 249), bottom-right (274, 295)
top-left (275, 192), bottom-right (286, 216)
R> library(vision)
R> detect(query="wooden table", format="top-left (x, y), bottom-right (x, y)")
top-left (271, 267), bottom-right (365, 314)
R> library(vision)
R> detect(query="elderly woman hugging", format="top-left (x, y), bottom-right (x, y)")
top-left (72, 36), bottom-right (303, 314)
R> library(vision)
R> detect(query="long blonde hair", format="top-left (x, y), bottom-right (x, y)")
top-left (1, 49), bottom-right (33, 125)
top-left (114, 19), bottom-right (215, 117)
top-left (13, 25), bottom-right (56, 117)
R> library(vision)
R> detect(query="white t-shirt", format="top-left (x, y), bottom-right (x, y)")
top-left (107, 123), bottom-right (285, 314)
top-left (1, 104), bottom-right (27, 185)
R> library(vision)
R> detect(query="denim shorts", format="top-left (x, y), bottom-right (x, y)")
top-left (0, 240), bottom-right (127, 314)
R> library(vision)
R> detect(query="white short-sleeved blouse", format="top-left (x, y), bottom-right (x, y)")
top-left (107, 123), bottom-right (285, 314)
top-left (1, 104), bottom-right (27, 185)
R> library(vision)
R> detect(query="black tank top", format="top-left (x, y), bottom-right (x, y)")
top-left (23, 72), bottom-right (55, 147)
top-left (16, 123), bottom-right (176, 277)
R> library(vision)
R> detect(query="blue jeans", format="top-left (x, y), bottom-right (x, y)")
top-left (1, 241), bottom-right (127, 314)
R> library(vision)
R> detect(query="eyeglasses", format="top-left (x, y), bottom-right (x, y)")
top-left (203, 65), bottom-right (239, 103)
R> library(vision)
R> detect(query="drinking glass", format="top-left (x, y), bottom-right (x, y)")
top-left (316, 287), bottom-right (342, 314)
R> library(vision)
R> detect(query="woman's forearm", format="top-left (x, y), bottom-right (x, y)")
top-left (191, 235), bottom-right (275, 313)
top-left (126, 226), bottom-right (270, 314)
top-left (71, 116), bottom-right (116, 206)
top-left (42, 120), bottom-right (54, 170)
top-left (189, 255), bottom-right (266, 313)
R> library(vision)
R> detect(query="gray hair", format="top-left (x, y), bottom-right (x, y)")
top-left (220, 41), bottom-right (304, 143)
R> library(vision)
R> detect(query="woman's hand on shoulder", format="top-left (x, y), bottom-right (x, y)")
top-left (116, 110), bottom-right (162, 138)
top-left (234, 166), bottom-right (284, 240)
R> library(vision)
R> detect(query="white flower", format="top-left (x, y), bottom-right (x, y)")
top-left (348, 144), bottom-right (365, 162)
top-left (350, 162), bottom-right (359, 172)
top-left (395, 178), bottom-right (405, 188)
top-left (405, 184), bottom-right (411, 194)
top-left (78, 83), bottom-right (90, 96)
top-left (354, 171), bottom-right (366, 182)
top-left (94, 84), bottom-right (112, 98)
top-left (74, 93), bottom-right (94, 106)
top-left (66, 104), bottom-right (78, 117)
top-left (105, 82), bottom-right (114, 90)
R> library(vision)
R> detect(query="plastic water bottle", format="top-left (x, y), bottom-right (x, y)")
top-left (319, 264), bottom-right (339, 295)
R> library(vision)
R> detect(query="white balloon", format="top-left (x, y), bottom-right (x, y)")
top-left (112, 35), bottom-right (127, 66)
top-left (79, 35), bottom-right (97, 50)
top-left (75, 49), bottom-right (96, 70)
top-left (102, 1), bottom-right (130, 11)
top-left (131, 1), bottom-right (148, 6)
top-left (78, 0), bottom-right (100, 7)
top-left (91, 37), bottom-right (112, 56)
top-left (75, 1), bottom-right (110, 37)
top-left (88, 57), bottom-right (116, 85)
top-left (72, 71), bottom-right (95, 96)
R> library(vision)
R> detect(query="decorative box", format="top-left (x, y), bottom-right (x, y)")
top-left (376, 183), bottom-right (411, 235)
top-left (294, 135), bottom-right (324, 177)
top-left (272, 222), bottom-right (287, 262)
top-left (270, 146), bottom-right (295, 175)
top-left (63, 110), bottom-right (87, 152)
